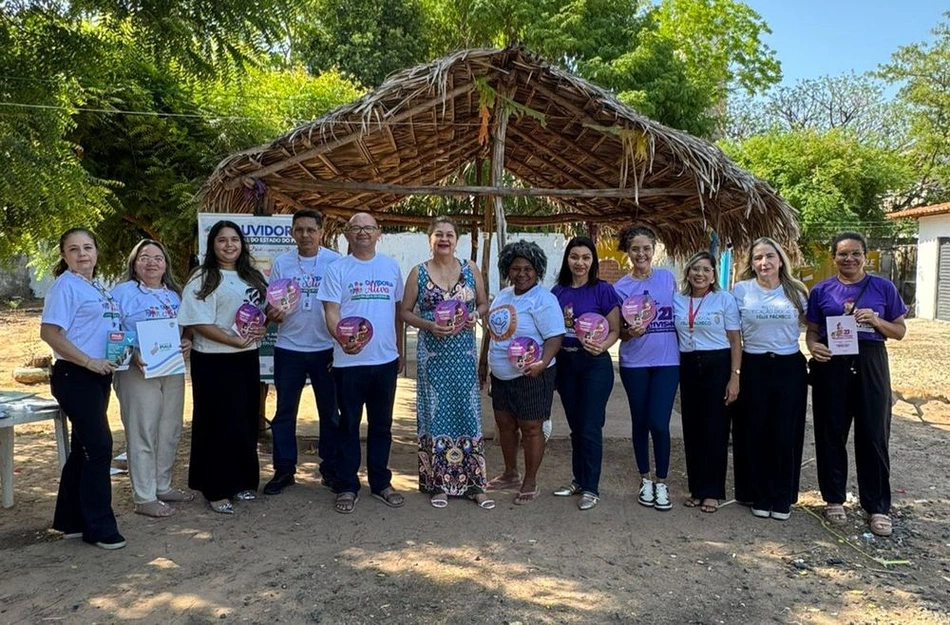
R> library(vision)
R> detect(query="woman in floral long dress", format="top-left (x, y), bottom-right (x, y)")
top-left (400, 217), bottom-right (490, 509)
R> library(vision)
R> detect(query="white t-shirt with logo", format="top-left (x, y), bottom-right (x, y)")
top-left (110, 280), bottom-right (181, 350)
top-left (487, 284), bottom-right (565, 381)
top-left (317, 253), bottom-right (403, 367)
top-left (42, 271), bottom-right (120, 360)
top-left (731, 279), bottom-right (805, 355)
top-left (673, 290), bottom-right (740, 352)
top-left (178, 270), bottom-right (263, 354)
top-left (270, 247), bottom-right (341, 352)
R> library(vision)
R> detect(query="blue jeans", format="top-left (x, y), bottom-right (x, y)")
top-left (272, 347), bottom-right (339, 481)
top-left (333, 359), bottom-right (399, 494)
top-left (555, 350), bottom-right (614, 496)
top-left (619, 365), bottom-right (680, 479)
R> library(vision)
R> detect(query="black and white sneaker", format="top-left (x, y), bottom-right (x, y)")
top-left (91, 533), bottom-right (127, 550)
top-left (653, 482), bottom-right (672, 511)
top-left (637, 478), bottom-right (655, 507)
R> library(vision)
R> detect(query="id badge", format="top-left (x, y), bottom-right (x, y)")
top-left (302, 294), bottom-right (313, 311)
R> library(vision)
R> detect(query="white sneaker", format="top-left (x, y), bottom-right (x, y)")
top-left (637, 478), bottom-right (655, 507)
top-left (654, 482), bottom-right (672, 511)
top-left (542, 419), bottom-right (553, 442)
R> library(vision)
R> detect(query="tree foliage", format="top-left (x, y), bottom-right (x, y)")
top-left (296, 0), bottom-right (430, 88)
top-left (721, 130), bottom-right (913, 254)
top-left (0, 1), bottom-right (361, 276)
top-left (879, 11), bottom-right (950, 204)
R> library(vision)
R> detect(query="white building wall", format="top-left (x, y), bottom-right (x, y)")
top-left (915, 214), bottom-right (950, 320)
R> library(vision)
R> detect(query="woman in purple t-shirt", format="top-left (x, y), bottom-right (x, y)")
top-left (550, 236), bottom-right (621, 510)
top-left (805, 232), bottom-right (907, 537)
top-left (613, 226), bottom-right (680, 511)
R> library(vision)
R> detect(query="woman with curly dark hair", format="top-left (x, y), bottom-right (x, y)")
top-left (177, 220), bottom-right (268, 514)
top-left (481, 240), bottom-right (565, 505)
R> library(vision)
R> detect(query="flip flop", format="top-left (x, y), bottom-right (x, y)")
top-left (157, 488), bottom-right (195, 503)
top-left (430, 493), bottom-right (448, 508)
top-left (371, 487), bottom-right (405, 508)
top-left (486, 474), bottom-right (522, 490)
top-left (700, 499), bottom-right (719, 513)
top-left (683, 497), bottom-right (701, 508)
top-left (334, 492), bottom-right (359, 514)
top-left (135, 500), bottom-right (176, 518)
top-left (514, 487), bottom-right (540, 505)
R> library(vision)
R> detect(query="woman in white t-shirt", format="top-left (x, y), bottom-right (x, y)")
top-left (731, 237), bottom-right (809, 521)
top-left (672, 251), bottom-right (741, 514)
top-left (111, 239), bottom-right (193, 518)
top-left (480, 240), bottom-right (565, 505)
top-left (39, 228), bottom-right (125, 550)
top-left (178, 220), bottom-right (267, 514)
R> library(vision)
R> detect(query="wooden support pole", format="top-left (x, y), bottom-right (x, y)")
top-left (490, 86), bottom-right (513, 252)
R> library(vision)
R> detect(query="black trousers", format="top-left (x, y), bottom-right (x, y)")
top-left (680, 349), bottom-right (732, 500)
top-left (188, 349), bottom-right (261, 501)
top-left (736, 351), bottom-right (807, 513)
top-left (810, 341), bottom-right (892, 514)
top-left (50, 361), bottom-right (119, 542)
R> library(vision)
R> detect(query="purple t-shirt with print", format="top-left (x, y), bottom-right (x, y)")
top-left (551, 280), bottom-right (622, 349)
top-left (806, 274), bottom-right (907, 342)
top-left (613, 268), bottom-right (679, 368)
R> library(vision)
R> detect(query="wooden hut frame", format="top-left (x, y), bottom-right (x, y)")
top-left (200, 47), bottom-right (799, 262)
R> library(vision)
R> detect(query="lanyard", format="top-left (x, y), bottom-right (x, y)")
top-left (72, 271), bottom-right (120, 329)
top-left (297, 252), bottom-right (318, 278)
top-left (140, 283), bottom-right (177, 318)
top-left (687, 289), bottom-right (710, 332)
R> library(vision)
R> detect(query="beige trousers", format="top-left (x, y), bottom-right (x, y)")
top-left (113, 367), bottom-right (185, 504)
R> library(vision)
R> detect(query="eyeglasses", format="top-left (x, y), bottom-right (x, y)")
top-left (346, 225), bottom-right (379, 234)
top-left (136, 255), bottom-right (166, 264)
top-left (835, 251), bottom-right (865, 259)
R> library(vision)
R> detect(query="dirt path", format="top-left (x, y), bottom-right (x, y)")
top-left (1, 311), bottom-right (949, 624)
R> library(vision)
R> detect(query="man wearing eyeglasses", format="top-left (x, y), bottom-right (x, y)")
top-left (263, 209), bottom-right (342, 496)
top-left (318, 212), bottom-right (405, 514)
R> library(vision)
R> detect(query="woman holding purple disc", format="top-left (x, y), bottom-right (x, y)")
top-left (481, 240), bottom-right (565, 505)
top-left (550, 236), bottom-right (621, 510)
top-left (672, 251), bottom-right (741, 514)
top-left (400, 217), bottom-right (491, 509)
top-left (178, 220), bottom-right (267, 514)
top-left (613, 226), bottom-right (679, 512)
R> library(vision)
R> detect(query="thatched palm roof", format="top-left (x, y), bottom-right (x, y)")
top-left (201, 47), bottom-right (799, 257)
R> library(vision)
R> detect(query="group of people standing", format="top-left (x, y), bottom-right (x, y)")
top-left (39, 214), bottom-right (906, 551)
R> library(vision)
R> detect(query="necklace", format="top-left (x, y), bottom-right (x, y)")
top-left (630, 269), bottom-right (653, 281)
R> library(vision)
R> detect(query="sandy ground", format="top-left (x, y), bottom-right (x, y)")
top-left (1, 307), bottom-right (949, 624)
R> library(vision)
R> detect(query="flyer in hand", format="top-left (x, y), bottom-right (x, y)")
top-left (136, 318), bottom-right (186, 379)
top-left (106, 330), bottom-right (136, 371)
top-left (434, 299), bottom-right (468, 335)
